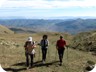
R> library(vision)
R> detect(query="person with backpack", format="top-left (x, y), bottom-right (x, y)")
top-left (56, 36), bottom-right (66, 66)
top-left (39, 35), bottom-right (49, 64)
top-left (24, 37), bottom-right (36, 69)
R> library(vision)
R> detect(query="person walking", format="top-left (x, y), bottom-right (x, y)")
top-left (24, 37), bottom-right (36, 69)
top-left (56, 36), bottom-right (66, 66)
top-left (39, 35), bottom-right (49, 64)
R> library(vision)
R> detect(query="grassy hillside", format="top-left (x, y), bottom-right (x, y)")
top-left (71, 30), bottom-right (96, 52)
top-left (0, 24), bottom-right (14, 34)
top-left (0, 32), bottom-right (96, 72)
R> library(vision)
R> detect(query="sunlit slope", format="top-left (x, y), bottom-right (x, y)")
top-left (0, 24), bottom-right (14, 34)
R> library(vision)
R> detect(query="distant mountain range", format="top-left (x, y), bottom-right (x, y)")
top-left (0, 18), bottom-right (96, 34)
top-left (0, 16), bottom-right (96, 19)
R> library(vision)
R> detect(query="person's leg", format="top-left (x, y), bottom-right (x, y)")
top-left (42, 48), bottom-right (45, 61)
top-left (25, 53), bottom-right (29, 67)
top-left (30, 54), bottom-right (33, 67)
top-left (59, 50), bottom-right (62, 63)
top-left (44, 48), bottom-right (47, 61)
top-left (61, 48), bottom-right (65, 59)
top-left (60, 48), bottom-right (65, 64)
top-left (58, 48), bottom-right (64, 66)
top-left (58, 49), bottom-right (61, 63)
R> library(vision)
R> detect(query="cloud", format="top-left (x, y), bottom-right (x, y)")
top-left (0, 0), bottom-right (96, 9)
top-left (0, 0), bottom-right (7, 7)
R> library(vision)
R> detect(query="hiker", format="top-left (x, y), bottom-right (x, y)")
top-left (56, 36), bottom-right (66, 66)
top-left (39, 35), bottom-right (49, 64)
top-left (24, 37), bottom-right (36, 69)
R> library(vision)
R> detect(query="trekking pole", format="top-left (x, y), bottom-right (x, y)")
top-left (66, 45), bottom-right (70, 72)
top-left (55, 48), bottom-right (58, 61)
top-left (46, 47), bottom-right (50, 67)
top-left (54, 45), bottom-right (57, 62)
top-left (53, 47), bottom-right (58, 72)
top-left (66, 46), bottom-right (68, 61)
top-left (38, 44), bottom-right (41, 61)
top-left (47, 47), bottom-right (50, 61)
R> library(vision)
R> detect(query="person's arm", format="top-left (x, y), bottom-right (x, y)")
top-left (64, 40), bottom-right (66, 46)
top-left (24, 42), bottom-right (27, 50)
top-left (64, 40), bottom-right (67, 48)
top-left (33, 41), bottom-right (36, 48)
top-left (38, 40), bottom-right (42, 46)
top-left (46, 40), bottom-right (49, 46)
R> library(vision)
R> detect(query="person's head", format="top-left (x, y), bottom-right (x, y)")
top-left (27, 37), bottom-right (32, 42)
top-left (43, 35), bottom-right (48, 40)
top-left (60, 36), bottom-right (63, 39)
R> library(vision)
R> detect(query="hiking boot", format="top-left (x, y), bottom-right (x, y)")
top-left (26, 67), bottom-right (29, 70)
top-left (30, 63), bottom-right (33, 68)
top-left (29, 65), bottom-right (33, 68)
top-left (59, 62), bottom-right (62, 66)
top-left (42, 60), bottom-right (45, 64)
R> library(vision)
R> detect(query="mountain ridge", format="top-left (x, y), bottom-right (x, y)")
top-left (0, 18), bottom-right (96, 34)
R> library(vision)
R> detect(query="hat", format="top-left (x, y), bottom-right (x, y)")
top-left (27, 37), bottom-right (32, 41)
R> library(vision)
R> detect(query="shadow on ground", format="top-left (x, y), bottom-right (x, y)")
top-left (3, 62), bottom-right (26, 72)
top-left (12, 60), bottom-right (59, 67)
top-left (33, 60), bottom-right (59, 68)
top-left (4, 68), bottom-right (26, 72)
top-left (3, 61), bottom-right (59, 72)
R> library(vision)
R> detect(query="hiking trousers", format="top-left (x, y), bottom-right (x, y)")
top-left (58, 47), bottom-right (65, 63)
top-left (41, 48), bottom-right (47, 61)
top-left (25, 52), bottom-right (33, 67)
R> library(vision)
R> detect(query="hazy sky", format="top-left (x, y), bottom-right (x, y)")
top-left (0, 0), bottom-right (96, 19)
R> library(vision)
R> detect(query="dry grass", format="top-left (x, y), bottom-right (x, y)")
top-left (0, 25), bottom-right (14, 34)
top-left (0, 33), bottom-right (96, 72)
